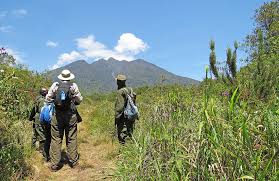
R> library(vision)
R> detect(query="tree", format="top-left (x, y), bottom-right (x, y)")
top-left (225, 41), bottom-right (238, 84)
top-left (208, 40), bottom-right (238, 85)
top-left (243, 0), bottom-right (279, 100)
top-left (0, 47), bottom-right (16, 65)
top-left (244, 0), bottom-right (279, 61)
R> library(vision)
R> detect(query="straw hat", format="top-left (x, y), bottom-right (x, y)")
top-left (57, 69), bottom-right (75, 81)
top-left (116, 74), bottom-right (126, 81)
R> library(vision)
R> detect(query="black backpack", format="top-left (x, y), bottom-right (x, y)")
top-left (54, 82), bottom-right (72, 110)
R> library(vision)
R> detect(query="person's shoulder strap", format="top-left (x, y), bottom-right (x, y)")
top-left (129, 87), bottom-right (133, 94)
top-left (127, 87), bottom-right (134, 96)
top-left (121, 87), bottom-right (130, 96)
top-left (118, 88), bottom-right (129, 101)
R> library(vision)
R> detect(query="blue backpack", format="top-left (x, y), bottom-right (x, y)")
top-left (40, 103), bottom-right (54, 124)
top-left (123, 89), bottom-right (139, 120)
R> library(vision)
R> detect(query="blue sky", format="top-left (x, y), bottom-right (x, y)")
top-left (0, 0), bottom-right (268, 80)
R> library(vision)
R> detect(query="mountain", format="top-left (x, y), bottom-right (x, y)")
top-left (48, 58), bottom-right (199, 92)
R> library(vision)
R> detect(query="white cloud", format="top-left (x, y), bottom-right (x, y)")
top-left (52, 33), bottom-right (148, 69)
top-left (115, 33), bottom-right (148, 54)
top-left (76, 35), bottom-right (134, 61)
top-left (5, 48), bottom-right (23, 63)
top-left (46, 40), bottom-right (58, 48)
top-left (0, 25), bottom-right (13, 33)
top-left (52, 51), bottom-right (82, 69)
top-left (12, 9), bottom-right (27, 17)
top-left (76, 35), bottom-right (104, 50)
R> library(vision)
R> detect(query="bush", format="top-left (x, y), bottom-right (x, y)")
top-left (0, 63), bottom-right (49, 180)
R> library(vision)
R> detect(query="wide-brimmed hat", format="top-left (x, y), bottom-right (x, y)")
top-left (58, 69), bottom-right (75, 81)
top-left (116, 74), bottom-right (126, 81)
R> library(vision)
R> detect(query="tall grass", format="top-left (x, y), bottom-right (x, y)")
top-left (108, 82), bottom-right (278, 180)
top-left (86, 93), bottom-right (116, 144)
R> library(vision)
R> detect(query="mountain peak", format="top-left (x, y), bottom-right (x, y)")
top-left (70, 59), bottom-right (88, 65)
top-left (48, 58), bottom-right (199, 92)
top-left (107, 57), bottom-right (118, 61)
top-left (134, 59), bottom-right (148, 63)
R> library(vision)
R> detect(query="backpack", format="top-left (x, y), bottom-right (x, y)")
top-left (54, 82), bottom-right (72, 110)
top-left (123, 88), bottom-right (139, 120)
top-left (40, 103), bottom-right (54, 124)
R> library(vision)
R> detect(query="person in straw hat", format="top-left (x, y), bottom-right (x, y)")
top-left (115, 74), bottom-right (137, 144)
top-left (46, 69), bottom-right (83, 171)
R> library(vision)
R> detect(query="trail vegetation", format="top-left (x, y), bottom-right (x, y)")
top-left (0, 56), bottom-right (50, 180)
top-left (0, 1), bottom-right (278, 180)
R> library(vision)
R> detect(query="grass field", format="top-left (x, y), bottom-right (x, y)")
top-left (91, 83), bottom-right (278, 180)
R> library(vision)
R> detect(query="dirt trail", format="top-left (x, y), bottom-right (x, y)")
top-left (28, 105), bottom-right (117, 181)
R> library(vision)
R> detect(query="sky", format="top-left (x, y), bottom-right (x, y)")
top-left (0, 0), bottom-right (269, 80)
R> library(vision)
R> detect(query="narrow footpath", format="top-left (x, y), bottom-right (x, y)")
top-left (28, 104), bottom-right (117, 181)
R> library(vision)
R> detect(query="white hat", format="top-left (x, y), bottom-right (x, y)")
top-left (57, 69), bottom-right (75, 81)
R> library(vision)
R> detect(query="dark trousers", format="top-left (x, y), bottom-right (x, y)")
top-left (42, 123), bottom-right (51, 160)
top-left (31, 122), bottom-right (45, 148)
top-left (115, 116), bottom-right (135, 143)
top-left (31, 121), bottom-right (51, 161)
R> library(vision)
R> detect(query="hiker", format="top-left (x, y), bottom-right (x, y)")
top-left (115, 74), bottom-right (138, 144)
top-left (46, 69), bottom-right (83, 171)
top-left (29, 88), bottom-right (51, 161)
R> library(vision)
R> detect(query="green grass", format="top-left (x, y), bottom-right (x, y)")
top-left (0, 64), bottom-right (49, 180)
top-left (1, 65), bottom-right (278, 180)
top-left (90, 83), bottom-right (278, 180)
top-left (83, 91), bottom-right (115, 136)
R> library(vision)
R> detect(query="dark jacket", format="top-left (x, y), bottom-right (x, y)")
top-left (115, 87), bottom-right (136, 119)
top-left (29, 95), bottom-right (45, 123)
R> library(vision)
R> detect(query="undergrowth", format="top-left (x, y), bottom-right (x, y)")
top-left (0, 64), bottom-right (49, 180)
top-left (90, 83), bottom-right (278, 180)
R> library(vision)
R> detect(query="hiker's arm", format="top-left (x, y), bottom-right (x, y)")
top-left (70, 83), bottom-right (83, 105)
top-left (45, 82), bottom-right (58, 102)
top-left (29, 106), bottom-right (36, 121)
top-left (115, 91), bottom-right (125, 119)
top-left (131, 90), bottom-right (139, 120)
top-left (133, 92), bottom-right (137, 104)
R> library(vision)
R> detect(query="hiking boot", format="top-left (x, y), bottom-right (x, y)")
top-left (68, 154), bottom-right (80, 168)
top-left (118, 137), bottom-right (125, 144)
top-left (119, 139), bottom-right (125, 145)
top-left (49, 164), bottom-right (62, 172)
top-left (69, 161), bottom-right (79, 168)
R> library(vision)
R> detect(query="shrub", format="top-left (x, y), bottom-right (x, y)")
top-left (0, 52), bottom-right (49, 179)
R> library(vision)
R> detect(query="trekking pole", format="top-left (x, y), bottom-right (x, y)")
top-left (111, 72), bottom-right (116, 81)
